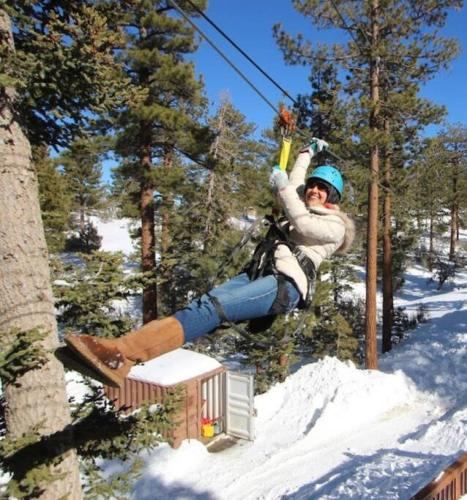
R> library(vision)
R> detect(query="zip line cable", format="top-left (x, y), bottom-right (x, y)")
top-left (167, 0), bottom-right (346, 164)
top-left (181, 0), bottom-right (299, 107)
top-left (167, 0), bottom-right (280, 115)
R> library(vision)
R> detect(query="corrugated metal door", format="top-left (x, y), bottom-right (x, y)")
top-left (225, 371), bottom-right (255, 441)
top-left (201, 372), bottom-right (225, 421)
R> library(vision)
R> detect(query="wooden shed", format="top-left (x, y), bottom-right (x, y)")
top-left (104, 348), bottom-right (255, 448)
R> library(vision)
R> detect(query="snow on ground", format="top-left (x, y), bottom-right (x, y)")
top-left (88, 222), bottom-right (467, 498)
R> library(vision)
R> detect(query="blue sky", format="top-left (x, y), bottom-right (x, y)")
top-left (103, 2), bottom-right (466, 182)
top-left (189, 0), bottom-right (467, 136)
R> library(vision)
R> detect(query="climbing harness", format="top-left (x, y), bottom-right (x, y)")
top-left (245, 215), bottom-right (316, 310)
top-left (202, 214), bottom-right (317, 349)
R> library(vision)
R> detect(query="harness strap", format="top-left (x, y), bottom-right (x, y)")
top-left (269, 274), bottom-right (290, 315)
top-left (206, 292), bottom-right (228, 323)
top-left (207, 276), bottom-right (308, 349)
top-left (206, 216), bottom-right (316, 347)
top-left (206, 292), bottom-right (271, 349)
top-left (246, 216), bottom-right (317, 309)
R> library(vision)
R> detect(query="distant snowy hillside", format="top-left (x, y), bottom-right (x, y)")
top-left (90, 216), bottom-right (137, 255)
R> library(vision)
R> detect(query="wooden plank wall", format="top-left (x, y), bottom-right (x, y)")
top-left (411, 452), bottom-right (467, 500)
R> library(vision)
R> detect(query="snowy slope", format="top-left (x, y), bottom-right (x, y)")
top-left (89, 219), bottom-right (467, 499)
top-left (89, 216), bottom-right (138, 255)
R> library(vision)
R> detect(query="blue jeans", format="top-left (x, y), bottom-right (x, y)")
top-left (174, 273), bottom-right (301, 342)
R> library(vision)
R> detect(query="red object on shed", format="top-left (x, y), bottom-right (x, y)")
top-left (104, 348), bottom-right (255, 448)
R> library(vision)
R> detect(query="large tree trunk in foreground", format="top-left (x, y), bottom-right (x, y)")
top-left (0, 11), bottom-right (82, 499)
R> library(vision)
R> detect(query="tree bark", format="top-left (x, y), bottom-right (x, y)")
top-left (278, 354), bottom-right (288, 382)
top-left (449, 163), bottom-right (458, 261)
top-left (203, 169), bottom-right (216, 248)
top-left (204, 102), bottom-right (226, 246)
top-left (161, 146), bottom-right (173, 256)
top-left (365, 0), bottom-right (380, 370)
top-left (139, 127), bottom-right (157, 323)
top-left (79, 198), bottom-right (86, 233)
top-left (428, 209), bottom-right (434, 272)
top-left (0, 11), bottom-right (82, 499)
top-left (382, 120), bottom-right (393, 354)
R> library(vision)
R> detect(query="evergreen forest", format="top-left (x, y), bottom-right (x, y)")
top-left (0, 1), bottom-right (466, 497)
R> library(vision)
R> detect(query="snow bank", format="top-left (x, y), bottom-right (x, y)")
top-left (132, 356), bottom-right (441, 500)
top-left (255, 357), bottom-right (430, 452)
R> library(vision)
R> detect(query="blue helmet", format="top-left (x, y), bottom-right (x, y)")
top-left (306, 165), bottom-right (344, 202)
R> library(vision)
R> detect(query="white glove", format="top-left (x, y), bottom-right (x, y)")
top-left (269, 166), bottom-right (288, 191)
top-left (308, 137), bottom-right (329, 157)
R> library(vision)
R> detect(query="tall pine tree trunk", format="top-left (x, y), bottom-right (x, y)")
top-left (449, 163), bottom-right (458, 261)
top-left (161, 146), bottom-right (173, 256)
top-left (204, 102), bottom-right (225, 246)
top-left (203, 169), bottom-right (216, 248)
top-left (365, 0), bottom-right (380, 370)
top-left (428, 209), bottom-right (435, 272)
top-left (79, 199), bottom-right (86, 233)
top-left (139, 127), bottom-right (157, 323)
top-left (382, 120), bottom-right (393, 354)
top-left (0, 11), bottom-right (82, 498)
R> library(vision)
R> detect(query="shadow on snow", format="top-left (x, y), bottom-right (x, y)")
top-left (283, 449), bottom-right (458, 500)
top-left (131, 476), bottom-right (216, 500)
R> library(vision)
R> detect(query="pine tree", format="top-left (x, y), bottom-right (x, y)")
top-left (235, 313), bottom-right (298, 394)
top-left (299, 260), bottom-right (360, 364)
top-left (202, 96), bottom-right (269, 248)
top-left (412, 130), bottom-right (466, 270)
top-left (438, 124), bottom-right (467, 261)
top-left (58, 136), bottom-right (107, 234)
top-left (145, 97), bottom-right (270, 317)
top-left (110, 0), bottom-right (211, 323)
top-left (274, 0), bottom-right (461, 365)
top-left (1, 2), bottom-right (127, 496)
top-left (34, 145), bottom-right (72, 252)
top-left (377, 44), bottom-right (449, 352)
top-left (53, 252), bottom-right (137, 338)
top-left (292, 50), bottom-right (350, 155)
top-left (0, 10), bottom-right (82, 498)
top-left (3, 1), bottom-right (127, 147)
top-left (412, 140), bottom-right (449, 270)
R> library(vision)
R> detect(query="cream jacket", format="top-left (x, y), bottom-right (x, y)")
top-left (274, 151), bottom-right (355, 299)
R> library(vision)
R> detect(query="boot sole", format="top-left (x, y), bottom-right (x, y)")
top-left (64, 336), bottom-right (130, 388)
top-left (55, 346), bottom-right (121, 388)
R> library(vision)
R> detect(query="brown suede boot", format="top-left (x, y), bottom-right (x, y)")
top-left (64, 317), bottom-right (184, 388)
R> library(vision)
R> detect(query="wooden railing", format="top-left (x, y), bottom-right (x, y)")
top-left (411, 452), bottom-right (467, 500)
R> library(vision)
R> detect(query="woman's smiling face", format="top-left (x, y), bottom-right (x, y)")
top-left (305, 180), bottom-right (329, 207)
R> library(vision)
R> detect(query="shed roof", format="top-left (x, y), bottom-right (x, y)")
top-left (128, 348), bottom-right (223, 386)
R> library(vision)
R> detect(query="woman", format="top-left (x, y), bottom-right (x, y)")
top-left (64, 138), bottom-right (355, 387)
